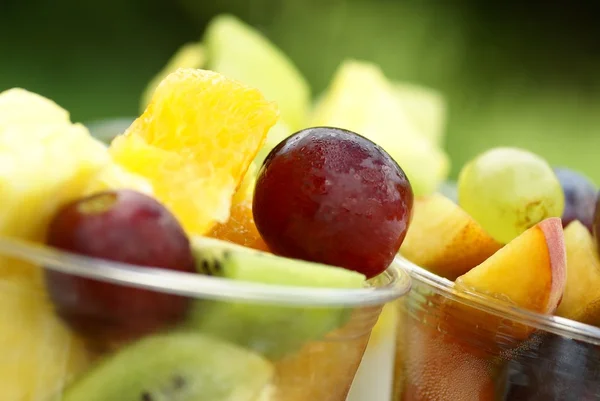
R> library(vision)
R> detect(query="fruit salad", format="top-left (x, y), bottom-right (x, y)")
top-left (0, 62), bottom-right (413, 401)
top-left (394, 147), bottom-right (600, 400)
top-left (87, 14), bottom-right (450, 401)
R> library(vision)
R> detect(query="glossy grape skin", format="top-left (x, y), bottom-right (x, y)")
top-left (253, 127), bottom-right (413, 279)
top-left (553, 167), bottom-right (597, 233)
top-left (458, 148), bottom-right (564, 244)
top-left (44, 190), bottom-right (196, 348)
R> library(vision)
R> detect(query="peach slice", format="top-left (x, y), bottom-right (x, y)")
top-left (400, 193), bottom-right (502, 280)
top-left (555, 221), bottom-right (600, 325)
top-left (455, 217), bottom-right (566, 315)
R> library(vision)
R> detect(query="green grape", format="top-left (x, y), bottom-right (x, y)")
top-left (458, 147), bottom-right (565, 244)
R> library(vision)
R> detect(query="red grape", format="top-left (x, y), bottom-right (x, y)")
top-left (253, 127), bottom-right (413, 278)
top-left (44, 190), bottom-right (196, 347)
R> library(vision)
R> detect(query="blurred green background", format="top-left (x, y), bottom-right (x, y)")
top-left (1, 0), bottom-right (598, 182)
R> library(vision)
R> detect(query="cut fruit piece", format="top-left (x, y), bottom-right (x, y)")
top-left (0, 277), bottom-right (91, 401)
top-left (311, 60), bottom-right (450, 196)
top-left (0, 88), bottom-right (70, 127)
top-left (400, 194), bottom-right (502, 280)
top-left (204, 14), bottom-right (310, 130)
top-left (555, 221), bottom-right (600, 325)
top-left (208, 164), bottom-right (269, 251)
top-left (0, 91), bottom-right (111, 281)
top-left (455, 218), bottom-right (566, 315)
top-left (62, 332), bottom-right (273, 401)
top-left (393, 82), bottom-right (447, 147)
top-left (110, 68), bottom-right (279, 235)
top-left (140, 42), bottom-right (205, 110)
top-left (187, 236), bottom-right (365, 359)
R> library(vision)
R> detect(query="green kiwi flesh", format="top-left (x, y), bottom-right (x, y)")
top-left (188, 236), bottom-right (366, 359)
top-left (61, 332), bottom-right (273, 401)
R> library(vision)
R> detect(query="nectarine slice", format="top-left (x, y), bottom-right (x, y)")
top-left (455, 217), bottom-right (566, 315)
top-left (555, 221), bottom-right (600, 325)
top-left (400, 194), bottom-right (502, 280)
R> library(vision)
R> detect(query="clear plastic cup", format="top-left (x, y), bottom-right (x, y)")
top-left (392, 256), bottom-right (600, 401)
top-left (0, 236), bottom-right (411, 401)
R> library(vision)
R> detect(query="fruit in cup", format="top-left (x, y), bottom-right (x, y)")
top-left (553, 167), bottom-right (597, 232)
top-left (397, 218), bottom-right (567, 401)
top-left (455, 218), bottom-right (566, 316)
top-left (44, 190), bottom-right (196, 346)
top-left (555, 221), bottom-right (600, 324)
top-left (253, 126), bottom-right (414, 278)
top-left (188, 236), bottom-right (365, 358)
top-left (400, 193), bottom-right (502, 280)
top-left (430, 218), bottom-right (566, 357)
top-left (458, 147), bottom-right (565, 244)
top-left (61, 333), bottom-right (274, 401)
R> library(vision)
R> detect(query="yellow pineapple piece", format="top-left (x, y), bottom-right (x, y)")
top-left (0, 89), bottom-right (152, 282)
top-left (0, 88), bottom-right (70, 127)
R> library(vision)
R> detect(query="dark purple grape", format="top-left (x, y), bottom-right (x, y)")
top-left (553, 167), bottom-right (597, 232)
top-left (498, 333), bottom-right (600, 400)
top-left (253, 127), bottom-right (413, 279)
top-left (44, 190), bottom-right (196, 347)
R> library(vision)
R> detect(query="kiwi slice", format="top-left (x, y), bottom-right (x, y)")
top-left (189, 236), bottom-right (366, 359)
top-left (61, 332), bottom-right (273, 401)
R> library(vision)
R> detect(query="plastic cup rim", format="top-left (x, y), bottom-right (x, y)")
top-left (0, 236), bottom-right (411, 308)
top-left (394, 255), bottom-right (600, 345)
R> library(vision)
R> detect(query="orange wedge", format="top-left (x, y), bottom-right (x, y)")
top-left (110, 68), bottom-right (279, 235)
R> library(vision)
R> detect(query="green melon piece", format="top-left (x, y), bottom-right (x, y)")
top-left (204, 14), bottom-right (311, 131)
top-left (188, 236), bottom-right (366, 360)
top-left (62, 332), bottom-right (273, 401)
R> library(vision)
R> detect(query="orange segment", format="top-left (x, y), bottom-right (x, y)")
top-left (110, 68), bottom-right (279, 235)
